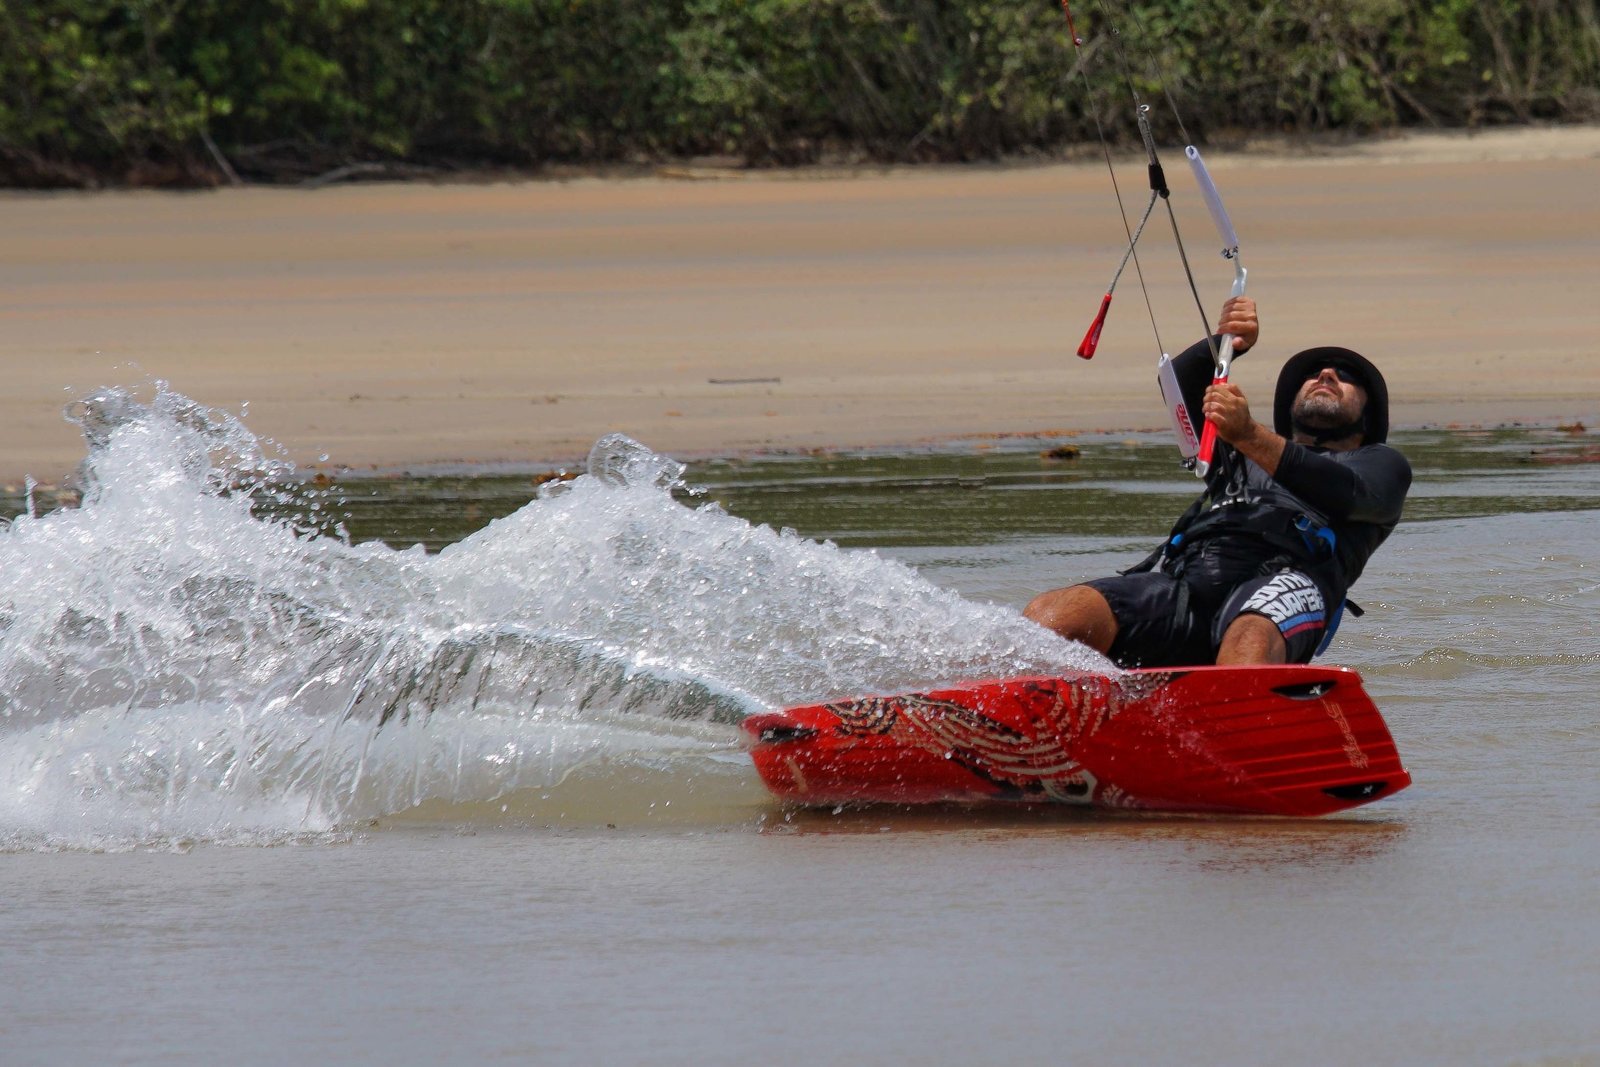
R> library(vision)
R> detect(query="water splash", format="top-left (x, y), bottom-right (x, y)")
top-left (0, 386), bottom-right (1104, 850)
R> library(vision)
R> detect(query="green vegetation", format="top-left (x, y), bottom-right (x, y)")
top-left (2, 0), bottom-right (1596, 186)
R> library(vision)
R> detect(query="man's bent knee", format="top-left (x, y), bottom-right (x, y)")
top-left (1216, 612), bottom-right (1288, 665)
top-left (1024, 585), bottom-right (1118, 653)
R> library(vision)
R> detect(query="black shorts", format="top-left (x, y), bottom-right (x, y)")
top-left (1083, 568), bottom-right (1329, 668)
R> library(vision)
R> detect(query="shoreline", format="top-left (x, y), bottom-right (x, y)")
top-left (10, 417), bottom-right (1592, 496)
top-left (303, 410), bottom-right (1600, 479)
top-left (4, 125), bottom-right (1598, 485)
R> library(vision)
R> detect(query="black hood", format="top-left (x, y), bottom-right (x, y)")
top-left (1274, 346), bottom-right (1389, 445)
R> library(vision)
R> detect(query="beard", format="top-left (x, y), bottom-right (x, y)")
top-left (1292, 390), bottom-right (1348, 429)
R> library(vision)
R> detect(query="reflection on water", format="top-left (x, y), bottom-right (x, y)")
top-left (770, 800), bottom-right (1412, 883)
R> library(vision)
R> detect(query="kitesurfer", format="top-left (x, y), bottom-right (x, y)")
top-left (1024, 296), bottom-right (1411, 666)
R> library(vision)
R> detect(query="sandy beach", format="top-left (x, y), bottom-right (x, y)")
top-left (3, 125), bottom-right (1597, 484)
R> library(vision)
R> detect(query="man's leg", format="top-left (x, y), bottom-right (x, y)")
top-left (1212, 570), bottom-right (1327, 665)
top-left (1023, 585), bottom-right (1118, 654)
top-left (1215, 613), bottom-right (1288, 664)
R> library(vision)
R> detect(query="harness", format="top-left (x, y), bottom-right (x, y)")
top-left (1124, 446), bottom-right (1361, 657)
top-left (1316, 593), bottom-right (1362, 656)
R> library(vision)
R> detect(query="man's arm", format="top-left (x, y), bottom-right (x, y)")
top-left (1171, 297), bottom-right (1260, 424)
top-left (1203, 393), bottom-right (1412, 523)
top-left (1208, 410), bottom-right (1285, 474)
top-left (1274, 443), bottom-right (1413, 524)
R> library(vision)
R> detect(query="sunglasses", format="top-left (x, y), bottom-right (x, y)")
top-left (1308, 365), bottom-right (1361, 386)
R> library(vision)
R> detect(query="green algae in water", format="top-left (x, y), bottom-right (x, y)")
top-left (7, 428), bottom-right (1600, 552)
top-left (268, 428), bottom-right (1600, 551)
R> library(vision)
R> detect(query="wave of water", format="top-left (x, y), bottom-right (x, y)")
top-left (0, 384), bottom-right (1103, 851)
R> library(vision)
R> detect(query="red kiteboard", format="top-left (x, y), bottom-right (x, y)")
top-left (743, 664), bottom-right (1410, 817)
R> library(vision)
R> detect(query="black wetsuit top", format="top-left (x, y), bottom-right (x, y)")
top-left (1140, 336), bottom-right (1413, 608)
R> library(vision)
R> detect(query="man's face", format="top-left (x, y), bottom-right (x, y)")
top-left (1292, 364), bottom-right (1368, 432)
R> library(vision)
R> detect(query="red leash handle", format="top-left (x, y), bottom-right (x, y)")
top-left (1193, 330), bottom-right (1239, 478)
top-left (1195, 372), bottom-right (1227, 474)
top-left (1077, 293), bottom-right (1112, 359)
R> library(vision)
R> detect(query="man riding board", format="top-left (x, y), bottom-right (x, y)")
top-left (1025, 296), bottom-right (1411, 667)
